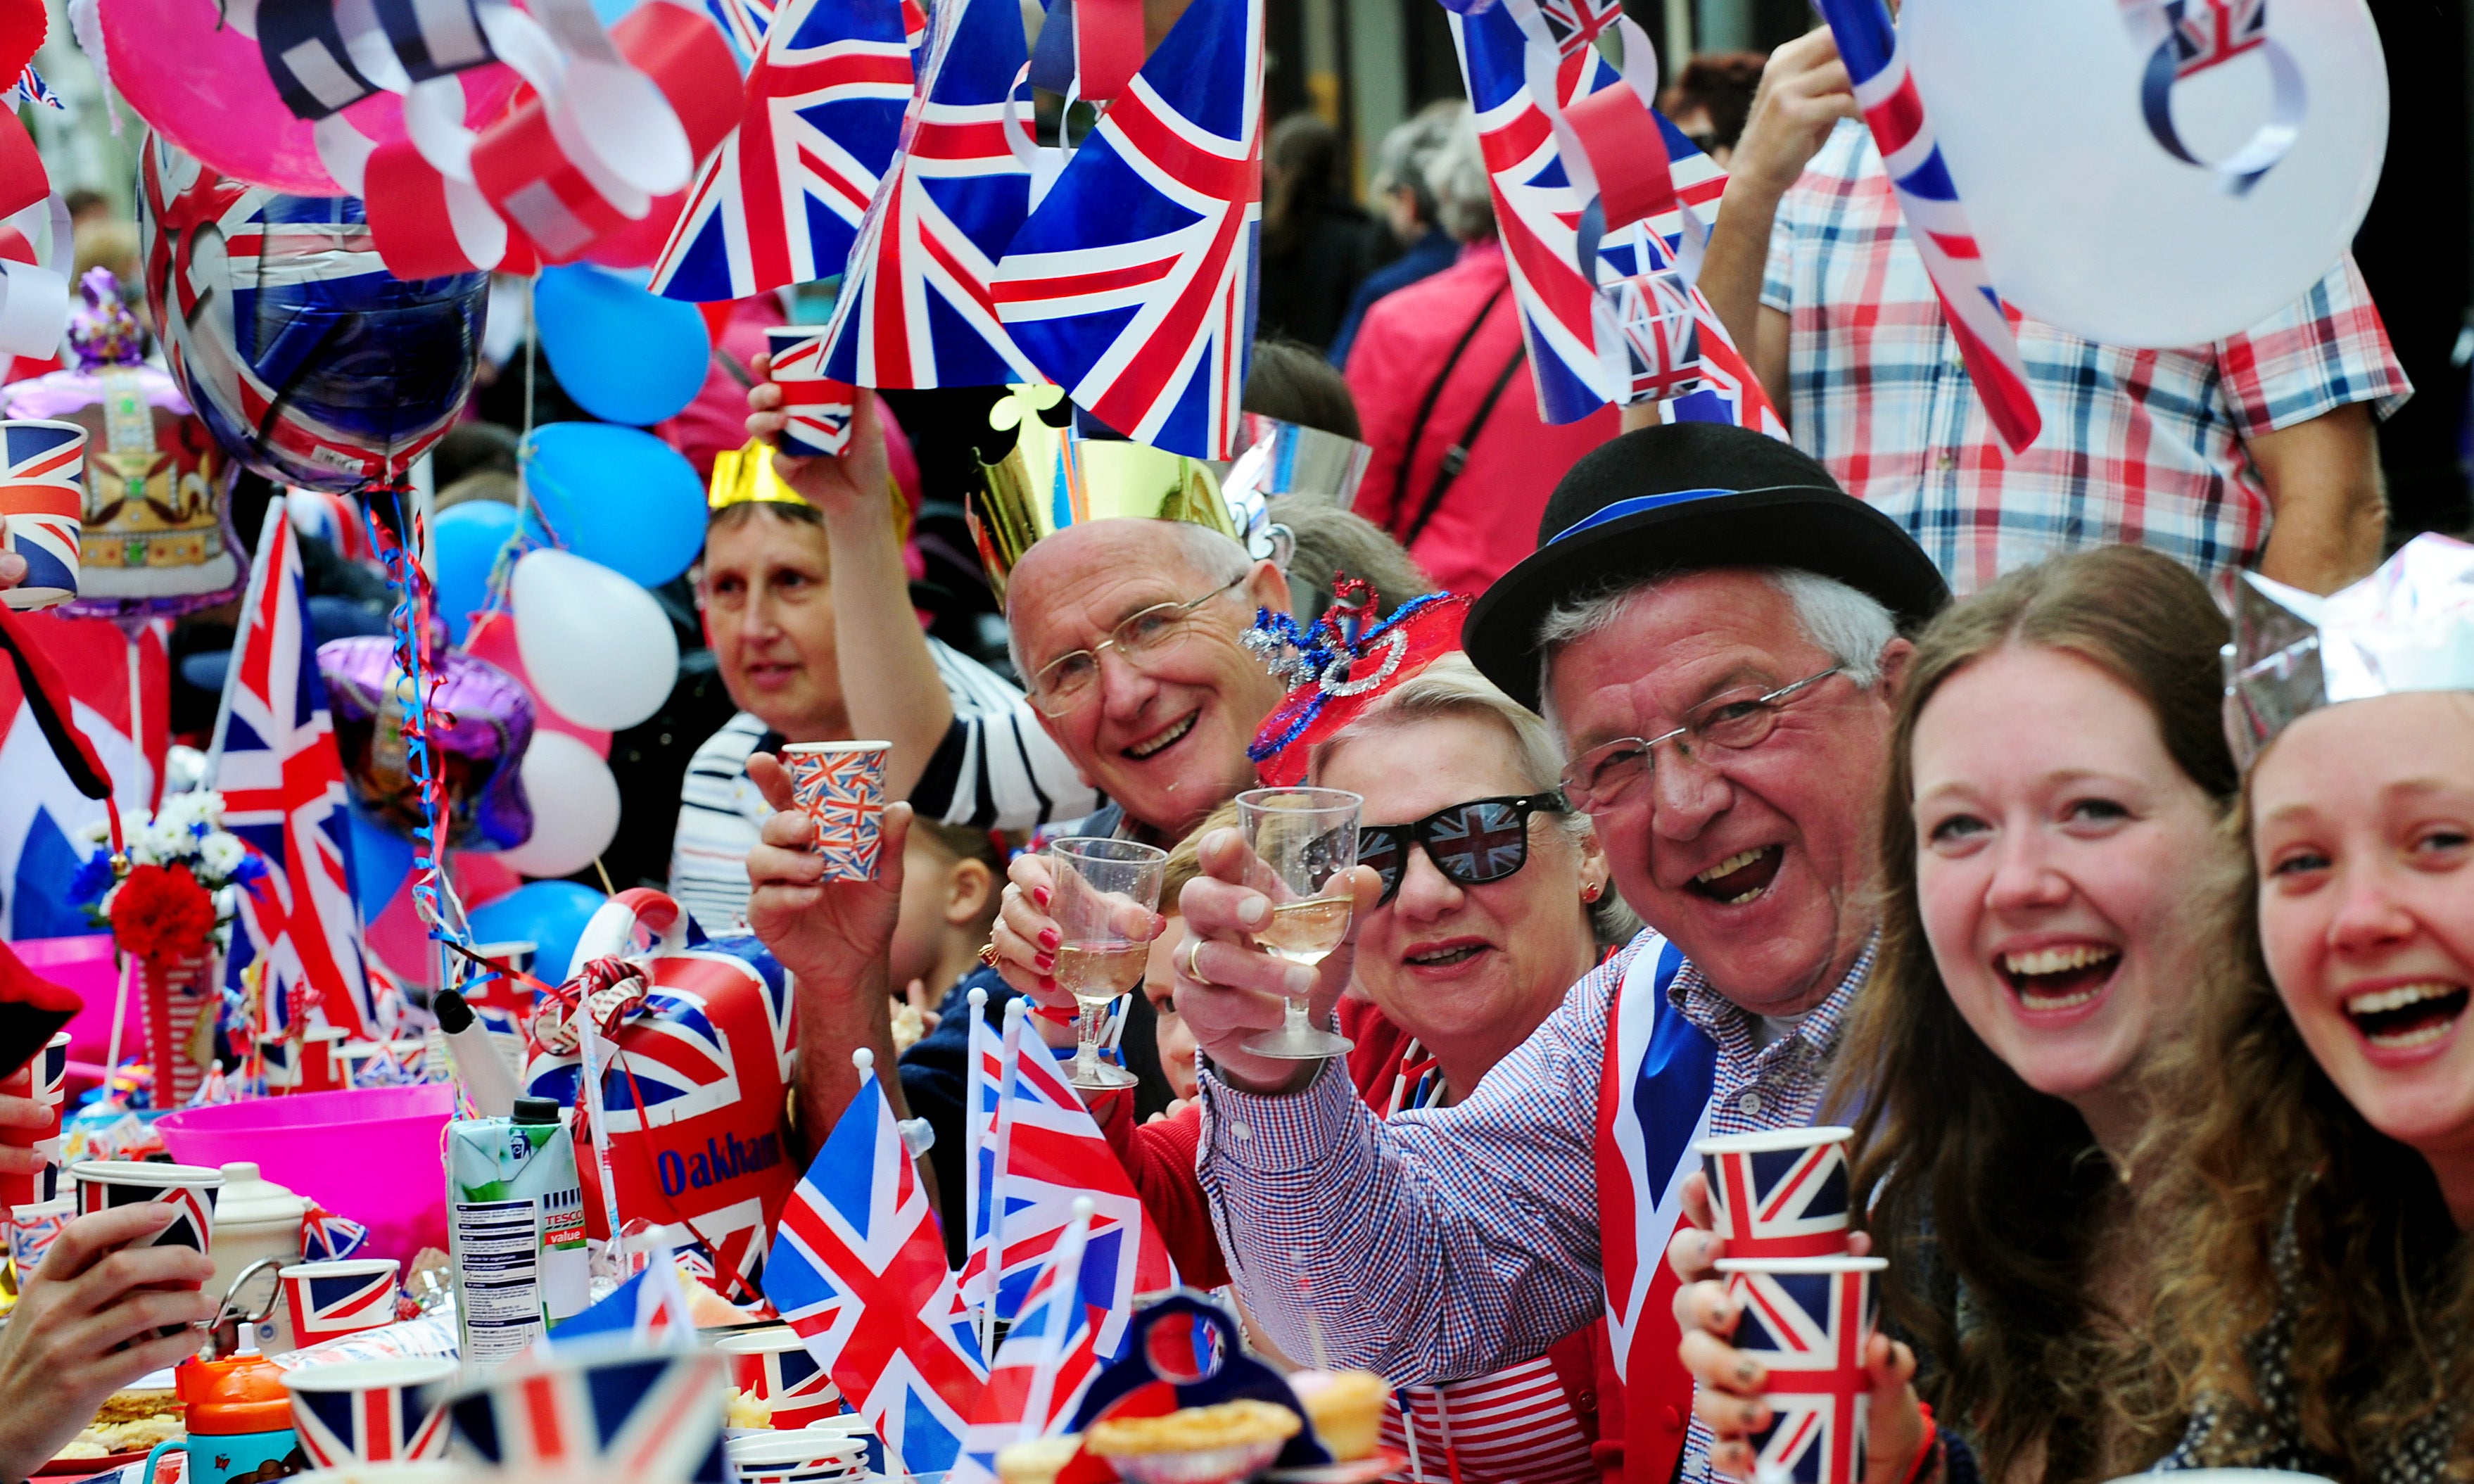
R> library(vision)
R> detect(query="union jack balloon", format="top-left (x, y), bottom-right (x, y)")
top-left (136, 132), bottom-right (488, 495)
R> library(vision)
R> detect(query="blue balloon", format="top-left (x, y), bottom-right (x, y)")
top-left (345, 806), bottom-right (416, 923)
top-left (467, 881), bottom-right (610, 984)
top-left (434, 500), bottom-right (520, 645)
top-left (521, 423), bottom-right (707, 588)
top-left (534, 265), bottom-right (711, 426)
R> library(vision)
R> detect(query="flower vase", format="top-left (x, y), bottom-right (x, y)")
top-left (141, 946), bottom-right (219, 1108)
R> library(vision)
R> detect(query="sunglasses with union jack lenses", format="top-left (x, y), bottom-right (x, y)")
top-left (1357, 794), bottom-right (1569, 907)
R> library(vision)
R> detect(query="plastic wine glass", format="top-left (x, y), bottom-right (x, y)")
top-left (1046, 837), bottom-right (1168, 1091)
top-left (1235, 786), bottom-right (1362, 1060)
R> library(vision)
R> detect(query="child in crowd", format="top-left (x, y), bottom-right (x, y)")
top-left (886, 820), bottom-right (1013, 1050)
top-left (1141, 804), bottom-right (1233, 1107)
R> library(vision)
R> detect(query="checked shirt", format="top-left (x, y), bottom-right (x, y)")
top-left (1196, 929), bottom-right (1874, 1484)
top-left (1765, 120), bottom-right (2410, 595)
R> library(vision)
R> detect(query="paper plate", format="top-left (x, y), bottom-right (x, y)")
top-left (1903, 0), bottom-right (2386, 348)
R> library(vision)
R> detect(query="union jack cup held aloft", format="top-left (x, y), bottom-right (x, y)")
top-left (765, 327), bottom-right (857, 457)
top-left (1697, 1124), bottom-right (1853, 1260)
top-left (782, 741), bottom-right (890, 882)
top-left (1716, 1255), bottom-right (1886, 1484)
top-left (0, 418), bottom-right (87, 611)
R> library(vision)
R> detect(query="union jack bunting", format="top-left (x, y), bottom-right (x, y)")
top-left (767, 1058), bottom-right (987, 1478)
top-left (443, 1344), bottom-right (727, 1483)
top-left (1815, 0), bottom-right (2041, 453)
top-left (0, 421), bottom-right (85, 607)
top-left (989, 0), bottom-right (1262, 458)
top-left (1724, 1262), bottom-right (1877, 1484)
top-left (290, 1374), bottom-right (451, 1466)
top-left (1702, 1136), bottom-right (1851, 1260)
top-left (300, 1203), bottom-right (373, 1262)
top-left (286, 1263), bottom-right (400, 1340)
top-left (960, 1003), bottom-right (1174, 1359)
top-left (649, 0), bottom-right (914, 303)
top-left (211, 501), bottom-right (374, 1040)
top-left (1592, 215), bottom-right (1784, 435)
top-left (949, 1215), bottom-right (1101, 1484)
top-left (819, 0), bottom-right (1038, 391)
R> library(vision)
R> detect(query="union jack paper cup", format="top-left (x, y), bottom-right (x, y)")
top-left (718, 1326), bottom-right (846, 1429)
top-left (70, 1159), bottom-right (222, 1254)
top-left (281, 1258), bottom-right (405, 1344)
top-left (9, 1195), bottom-right (71, 1276)
top-left (763, 329), bottom-right (856, 458)
top-left (0, 418), bottom-right (87, 611)
top-left (284, 1357), bottom-right (459, 1467)
top-left (1715, 1255), bottom-right (1886, 1484)
top-left (442, 1336), bottom-right (725, 1484)
top-left (1696, 1124), bottom-right (1854, 1260)
top-left (723, 1429), bottom-right (869, 1484)
top-left (2, 1134), bottom-right (65, 1208)
top-left (780, 742), bottom-right (890, 883)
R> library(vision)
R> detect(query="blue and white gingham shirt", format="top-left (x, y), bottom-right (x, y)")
top-left (1765, 120), bottom-right (2411, 596)
top-left (1196, 929), bottom-right (1874, 1483)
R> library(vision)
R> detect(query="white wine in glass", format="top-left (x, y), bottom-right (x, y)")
top-left (1259, 896), bottom-right (1352, 967)
top-left (1236, 786), bottom-right (1363, 1060)
top-left (1046, 837), bottom-right (1167, 1091)
top-left (1055, 941), bottom-right (1148, 1002)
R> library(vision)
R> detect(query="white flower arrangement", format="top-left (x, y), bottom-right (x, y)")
top-left (72, 789), bottom-right (266, 916)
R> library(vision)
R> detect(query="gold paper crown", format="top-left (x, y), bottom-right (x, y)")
top-left (965, 384), bottom-right (1240, 605)
top-left (709, 438), bottom-right (912, 542)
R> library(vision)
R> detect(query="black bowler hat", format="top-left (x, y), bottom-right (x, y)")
top-left (1463, 422), bottom-right (1950, 709)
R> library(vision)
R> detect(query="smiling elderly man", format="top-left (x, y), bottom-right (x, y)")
top-left (1170, 422), bottom-right (1951, 1484)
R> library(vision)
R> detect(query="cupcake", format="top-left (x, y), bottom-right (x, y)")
top-left (1288, 1370), bottom-right (1388, 1461)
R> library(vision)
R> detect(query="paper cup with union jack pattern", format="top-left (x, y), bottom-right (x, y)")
top-left (442, 1336), bottom-right (725, 1484)
top-left (284, 1358), bottom-right (459, 1467)
top-left (718, 1326), bottom-right (846, 1430)
top-left (70, 1158), bottom-right (222, 1253)
top-left (763, 329), bottom-right (856, 458)
top-left (724, 1429), bottom-right (869, 1484)
top-left (1715, 1255), bottom-right (1885, 1484)
top-left (0, 418), bottom-right (87, 611)
top-left (1696, 1124), bottom-right (1854, 1260)
top-left (10, 1195), bottom-right (72, 1275)
top-left (780, 742), bottom-right (890, 883)
top-left (282, 1258), bottom-right (405, 1344)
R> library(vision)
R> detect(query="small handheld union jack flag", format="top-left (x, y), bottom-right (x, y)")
top-left (949, 1202), bottom-right (1101, 1484)
top-left (989, 0), bottom-right (1263, 459)
top-left (1718, 1256), bottom-right (1883, 1484)
top-left (1815, 0), bottom-right (2041, 454)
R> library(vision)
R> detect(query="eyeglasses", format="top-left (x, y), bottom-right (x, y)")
top-left (1357, 794), bottom-right (1569, 907)
top-left (1026, 576), bottom-right (1249, 717)
top-left (1558, 667), bottom-right (1844, 816)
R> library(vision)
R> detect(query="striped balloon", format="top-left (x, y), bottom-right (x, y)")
top-left (0, 419), bottom-right (87, 610)
top-left (1815, 0), bottom-right (2042, 455)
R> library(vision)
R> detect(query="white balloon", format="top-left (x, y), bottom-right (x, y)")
top-left (1904, 0), bottom-right (2386, 348)
top-left (512, 548), bottom-right (680, 731)
top-left (497, 731), bottom-right (622, 878)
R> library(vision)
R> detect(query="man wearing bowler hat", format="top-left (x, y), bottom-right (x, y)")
top-left (1174, 421), bottom-right (1953, 1484)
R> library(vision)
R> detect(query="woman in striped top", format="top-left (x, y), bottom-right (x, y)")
top-left (668, 391), bottom-right (1096, 934)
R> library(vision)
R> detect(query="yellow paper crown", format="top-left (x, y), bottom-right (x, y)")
top-left (965, 384), bottom-right (1238, 605)
top-left (709, 438), bottom-right (911, 542)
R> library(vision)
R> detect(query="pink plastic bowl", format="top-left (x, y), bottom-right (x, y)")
top-left (157, 1086), bottom-right (454, 1264)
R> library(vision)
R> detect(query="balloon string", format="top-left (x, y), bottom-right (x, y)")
top-left (367, 488), bottom-right (470, 958)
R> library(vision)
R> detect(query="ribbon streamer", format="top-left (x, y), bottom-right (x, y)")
top-left (2118, 0), bottom-right (2301, 196)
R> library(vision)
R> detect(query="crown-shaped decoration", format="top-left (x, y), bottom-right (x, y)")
top-left (1221, 414), bottom-right (1374, 509)
top-left (965, 383), bottom-right (1255, 604)
top-left (1246, 578), bottom-right (1470, 786)
top-left (66, 269), bottom-right (148, 372)
top-left (2225, 533), bottom-right (2474, 768)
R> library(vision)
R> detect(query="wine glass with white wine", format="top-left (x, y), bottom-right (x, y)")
top-left (1046, 837), bottom-right (1168, 1091)
top-left (1235, 786), bottom-right (1362, 1060)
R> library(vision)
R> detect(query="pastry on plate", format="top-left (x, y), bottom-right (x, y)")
top-left (1087, 1400), bottom-right (1302, 1484)
top-left (994, 1435), bottom-right (1080, 1484)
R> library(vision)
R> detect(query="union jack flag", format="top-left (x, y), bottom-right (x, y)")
top-left (649, 0), bottom-right (914, 303)
top-left (442, 1343), bottom-right (727, 1483)
top-left (300, 1203), bottom-right (372, 1262)
top-left (286, 1262), bottom-right (400, 1340)
top-left (0, 421), bottom-right (85, 607)
top-left (950, 1212), bottom-right (1102, 1484)
top-left (1724, 1263), bottom-right (1875, 1484)
top-left (548, 1257), bottom-right (699, 1343)
top-left (961, 1001), bottom-right (1174, 1359)
top-left (989, 0), bottom-right (1262, 458)
top-left (1701, 1136), bottom-right (1851, 1260)
top-left (289, 1373), bottom-right (450, 1466)
top-left (766, 1058), bottom-right (987, 1478)
top-left (2161, 0), bottom-right (2266, 77)
top-left (11, 64), bottom-right (58, 110)
top-left (820, 0), bottom-right (1039, 390)
top-left (210, 500), bottom-right (374, 1040)
top-left (1593, 213), bottom-right (1784, 436)
top-left (1817, 0), bottom-right (2040, 454)
top-left (704, 0), bottom-right (777, 61)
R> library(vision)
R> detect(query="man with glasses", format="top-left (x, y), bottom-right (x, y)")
top-left (1172, 422), bottom-right (1952, 1484)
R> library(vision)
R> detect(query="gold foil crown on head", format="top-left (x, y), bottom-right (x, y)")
top-left (709, 437), bottom-right (912, 539)
top-left (966, 383), bottom-right (1260, 604)
top-left (2224, 532), bottom-right (2474, 768)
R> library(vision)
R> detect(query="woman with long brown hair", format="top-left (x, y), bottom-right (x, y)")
top-left (1671, 545), bottom-right (2233, 1482)
top-left (2137, 534), bottom-right (2474, 1480)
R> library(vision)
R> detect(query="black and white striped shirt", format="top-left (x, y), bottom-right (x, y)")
top-left (666, 639), bottom-right (1099, 934)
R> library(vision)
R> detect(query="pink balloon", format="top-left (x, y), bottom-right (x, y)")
top-left (101, 0), bottom-right (524, 195)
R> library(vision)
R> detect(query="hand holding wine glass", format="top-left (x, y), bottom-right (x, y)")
top-left (1048, 837), bottom-right (1169, 1091)
top-left (1236, 787), bottom-right (1362, 1060)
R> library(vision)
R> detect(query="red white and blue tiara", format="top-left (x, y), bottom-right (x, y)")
top-left (1245, 579), bottom-right (1470, 787)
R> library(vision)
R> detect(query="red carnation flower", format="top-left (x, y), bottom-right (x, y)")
top-left (110, 862), bottom-right (219, 963)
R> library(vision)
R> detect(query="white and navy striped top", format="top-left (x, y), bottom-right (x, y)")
top-left (666, 638), bottom-right (1098, 935)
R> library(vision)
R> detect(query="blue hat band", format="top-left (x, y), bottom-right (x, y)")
top-left (1549, 488), bottom-right (1737, 545)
